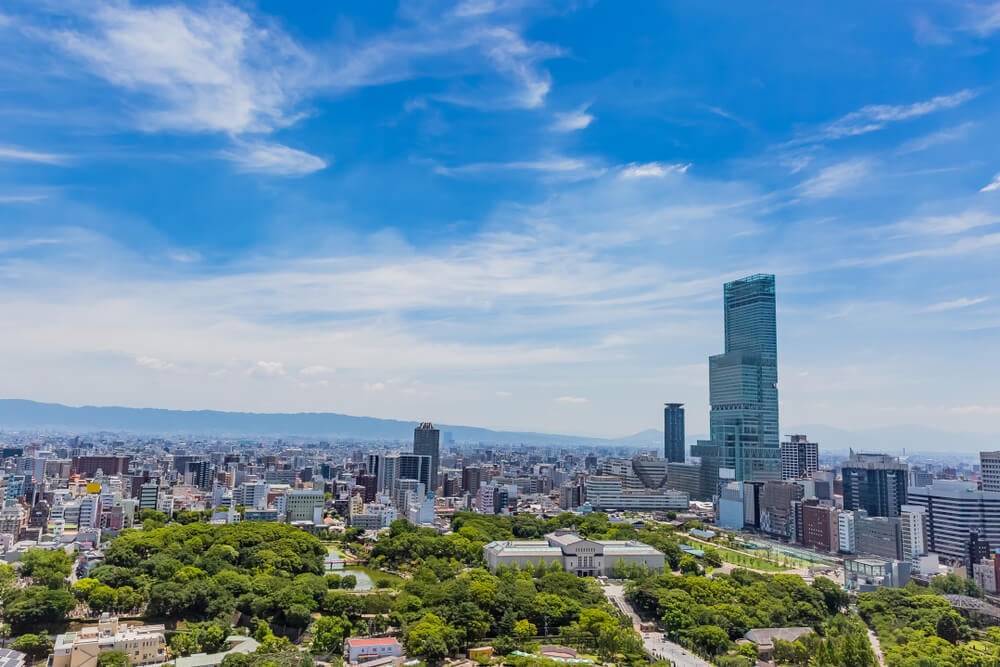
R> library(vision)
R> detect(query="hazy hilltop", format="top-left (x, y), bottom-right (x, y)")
top-left (0, 399), bottom-right (608, 446)
top-left (0, 399), bottom-right (992, 454)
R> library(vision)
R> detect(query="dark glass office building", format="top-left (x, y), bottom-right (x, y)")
top-left (693, 274), bottom-right (781, 482)
top-left (664, 403), bottom-right (685, 463)
top-left (842, 451), bottom-right (909, 518)
top-left (413, 422), bottom-right (440, 491)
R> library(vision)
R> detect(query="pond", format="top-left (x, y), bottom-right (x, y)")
top-left (325, 544), bottom-right (374, 591)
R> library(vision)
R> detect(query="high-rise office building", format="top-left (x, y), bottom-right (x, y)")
top-left (900, 504), bottom-right (928, 562)
top-left (780, 434), bottom-right (819, 480)
top-left (397, 453), bottom-right (432, 493)
top-left (462, 466), bottom-right (485, 493)
top-left (907, 481), bottom-right (1000, 562)
top-left (367, 454), bottom-right (385, 492)
top-left (663, 403), bottom-right (685, 463)
top-left (842, 451), bottom-right (908, 518)
top-left (980, 451), bottom-right (1000, 493)
top-left (692, 274), bottom-right (781, 482)
top-left (413, 422), bottom-right (440, 492)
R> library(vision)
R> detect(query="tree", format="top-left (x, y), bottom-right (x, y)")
top-left (6, 586), bottom-right (76, 629)
top-left (220, 655), bottom-right (250, 667)
top-left (679, 555), bottom-right (701, 575)
top-left (96, 651), bottom-right (131, 667)
top-left (531, 593), bottom-right (572, 635)
top-left (71, 577), bottom-right (101, 600)
top-left (685, 625), bottom-right (730, 656)
top-left (930, 573), bottom-right (973, 597)
top-left (812, 576), bottom-right (848, 615)
top-left (513, 619), bottom-right (537, 645)
top-left (773, 639), bottom-right (809, 666)
top-left (170, 634), bottom-right (199, 657)
top-left (20, 549), bottom-right (73, 589)
top-left (199, 624), bottom-right (227, 654)
top-left (404, 613), bottom-right (458, 665)
top-left (311, 615), bottom-right (351, 655)
top-left (284, 603), bottom-right (314, 629)
top-left (935, 611), bottom-right (962, 644)
top-left (339, 575), bottom-right (357, 590)
top-left (10, 634), bottom-right (53, 660)
top-left (88, 585), bottom-right (118, 613)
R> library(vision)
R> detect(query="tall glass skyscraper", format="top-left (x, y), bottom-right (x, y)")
top-left (663, 403), bottom-right (685, 463)
top-left (413, 422), bottom-right (440, 492)
top-left (693, 274), bottom-right (781, 483)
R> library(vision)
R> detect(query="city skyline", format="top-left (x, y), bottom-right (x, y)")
top-left (1, 2), bottom-right (1000, 438)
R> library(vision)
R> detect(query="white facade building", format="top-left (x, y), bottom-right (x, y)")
top-left (981, 451), bottom-right (1000, 494)
top-left (838, 511), bottom-right (856, 554)
top-left (484, 529), bottom-right (665, 576)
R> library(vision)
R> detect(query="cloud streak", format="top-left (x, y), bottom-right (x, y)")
top-left (980, 173), bottom-right (1000, 193)
top-left (923, 296), bottom-right (989, 312)
top-left (0, 145), bottom-right (69, 165)
top-left (619, 162), bottom-right (690, 179)
top-left (797, 159), bottom-right (872, 198)
top-left (790, 90), bottom-right (977, 145)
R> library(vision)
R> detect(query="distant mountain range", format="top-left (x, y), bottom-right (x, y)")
top-left (0, 399), bottom-right (612, 446)
top-left (0, 399), bottom-right (992, 453)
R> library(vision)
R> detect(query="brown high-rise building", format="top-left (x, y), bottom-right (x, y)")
top-left (72, 456), bottom-right (130, 477)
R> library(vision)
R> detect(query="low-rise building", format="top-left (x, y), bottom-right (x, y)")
top-left (52, 614), bottom-right (166, 667)
top-left (844, 558), bottom-right (911, 591)
top-left (344, 637), bottom-right (403, 664)
top-left (483, 529), bottom-right (664, 576)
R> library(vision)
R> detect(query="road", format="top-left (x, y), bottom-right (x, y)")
top-left (601, 582), bottom-right (713, 667)
top-left (867, 626), bottom-right (886, 667)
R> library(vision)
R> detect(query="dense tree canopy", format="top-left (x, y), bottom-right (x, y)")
top-left (857, 584), bottom-right (1000, 667)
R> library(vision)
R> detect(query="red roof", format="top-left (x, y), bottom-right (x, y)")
top-left (347, 638), bottom-right (400, 648)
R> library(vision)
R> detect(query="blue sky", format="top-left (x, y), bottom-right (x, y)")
top-left (1, 0), bottom-right (1000, 438)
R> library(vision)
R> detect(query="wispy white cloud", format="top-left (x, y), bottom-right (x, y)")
top-left (980, 173), bottom-right (1000, 193)
top-left (434, 156), bottom-right (594, 176)
top-left (223, 141), bottom-right (327, 176)
top-left (299, 365), bottom-right (334, 377)
top-left (44, 2), bottom-right (313, 135)
top-left (495, 390), bottom-right (512, 398)
top-left (619, 162), bottom-right (690, 179)
top-left (923, 296), bottom-right (989, 312)
top-left (701, 104), bottom-right (755, 131)
top-left (322, 5), bottom-right (563, 111)
top-left (895, 122), bottom-right (975, 155)
top-left (17, 0), bottom-right (328, 176)
top-left (892, 210), bottom-right (1000, 236)
top-left (0, 194), bottom-right (49, 204)
top-left (247, 361), bottom-right (286, 377)
top-left (964, 2), bottom-right (1000, 36)
top-left (789, 90), bottom-right (977, 145)
top-left (950, 404), bottom-right (1000, 416)
top-left (135, 355), bottom-right (175, 371)
top-left (848, 231), bottom-right (1000, 266)
top-left (912, 13), bottom-right (953, 46)
top-left (551, 104), bottom-right (594, 132)
top-left (556, 396), bottom-right (587, 404)
top-left (0, 145), bottom-right (69, 165)
top-left (797, 158), bottom-right (872, 198)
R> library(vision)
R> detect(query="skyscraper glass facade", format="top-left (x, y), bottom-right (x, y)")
top-left (663, 403), bottom-right (685, 463)
top-left (693, 274), bottom-right (781, 482)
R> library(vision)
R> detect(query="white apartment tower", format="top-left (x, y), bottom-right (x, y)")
top-left (981, 451), bottom-right (1000, 494)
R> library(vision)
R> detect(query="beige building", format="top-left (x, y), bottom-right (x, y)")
top-left (52, 614), bottom-right (166, 667)
top-left (483, 529), bottom-right (665, 576)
